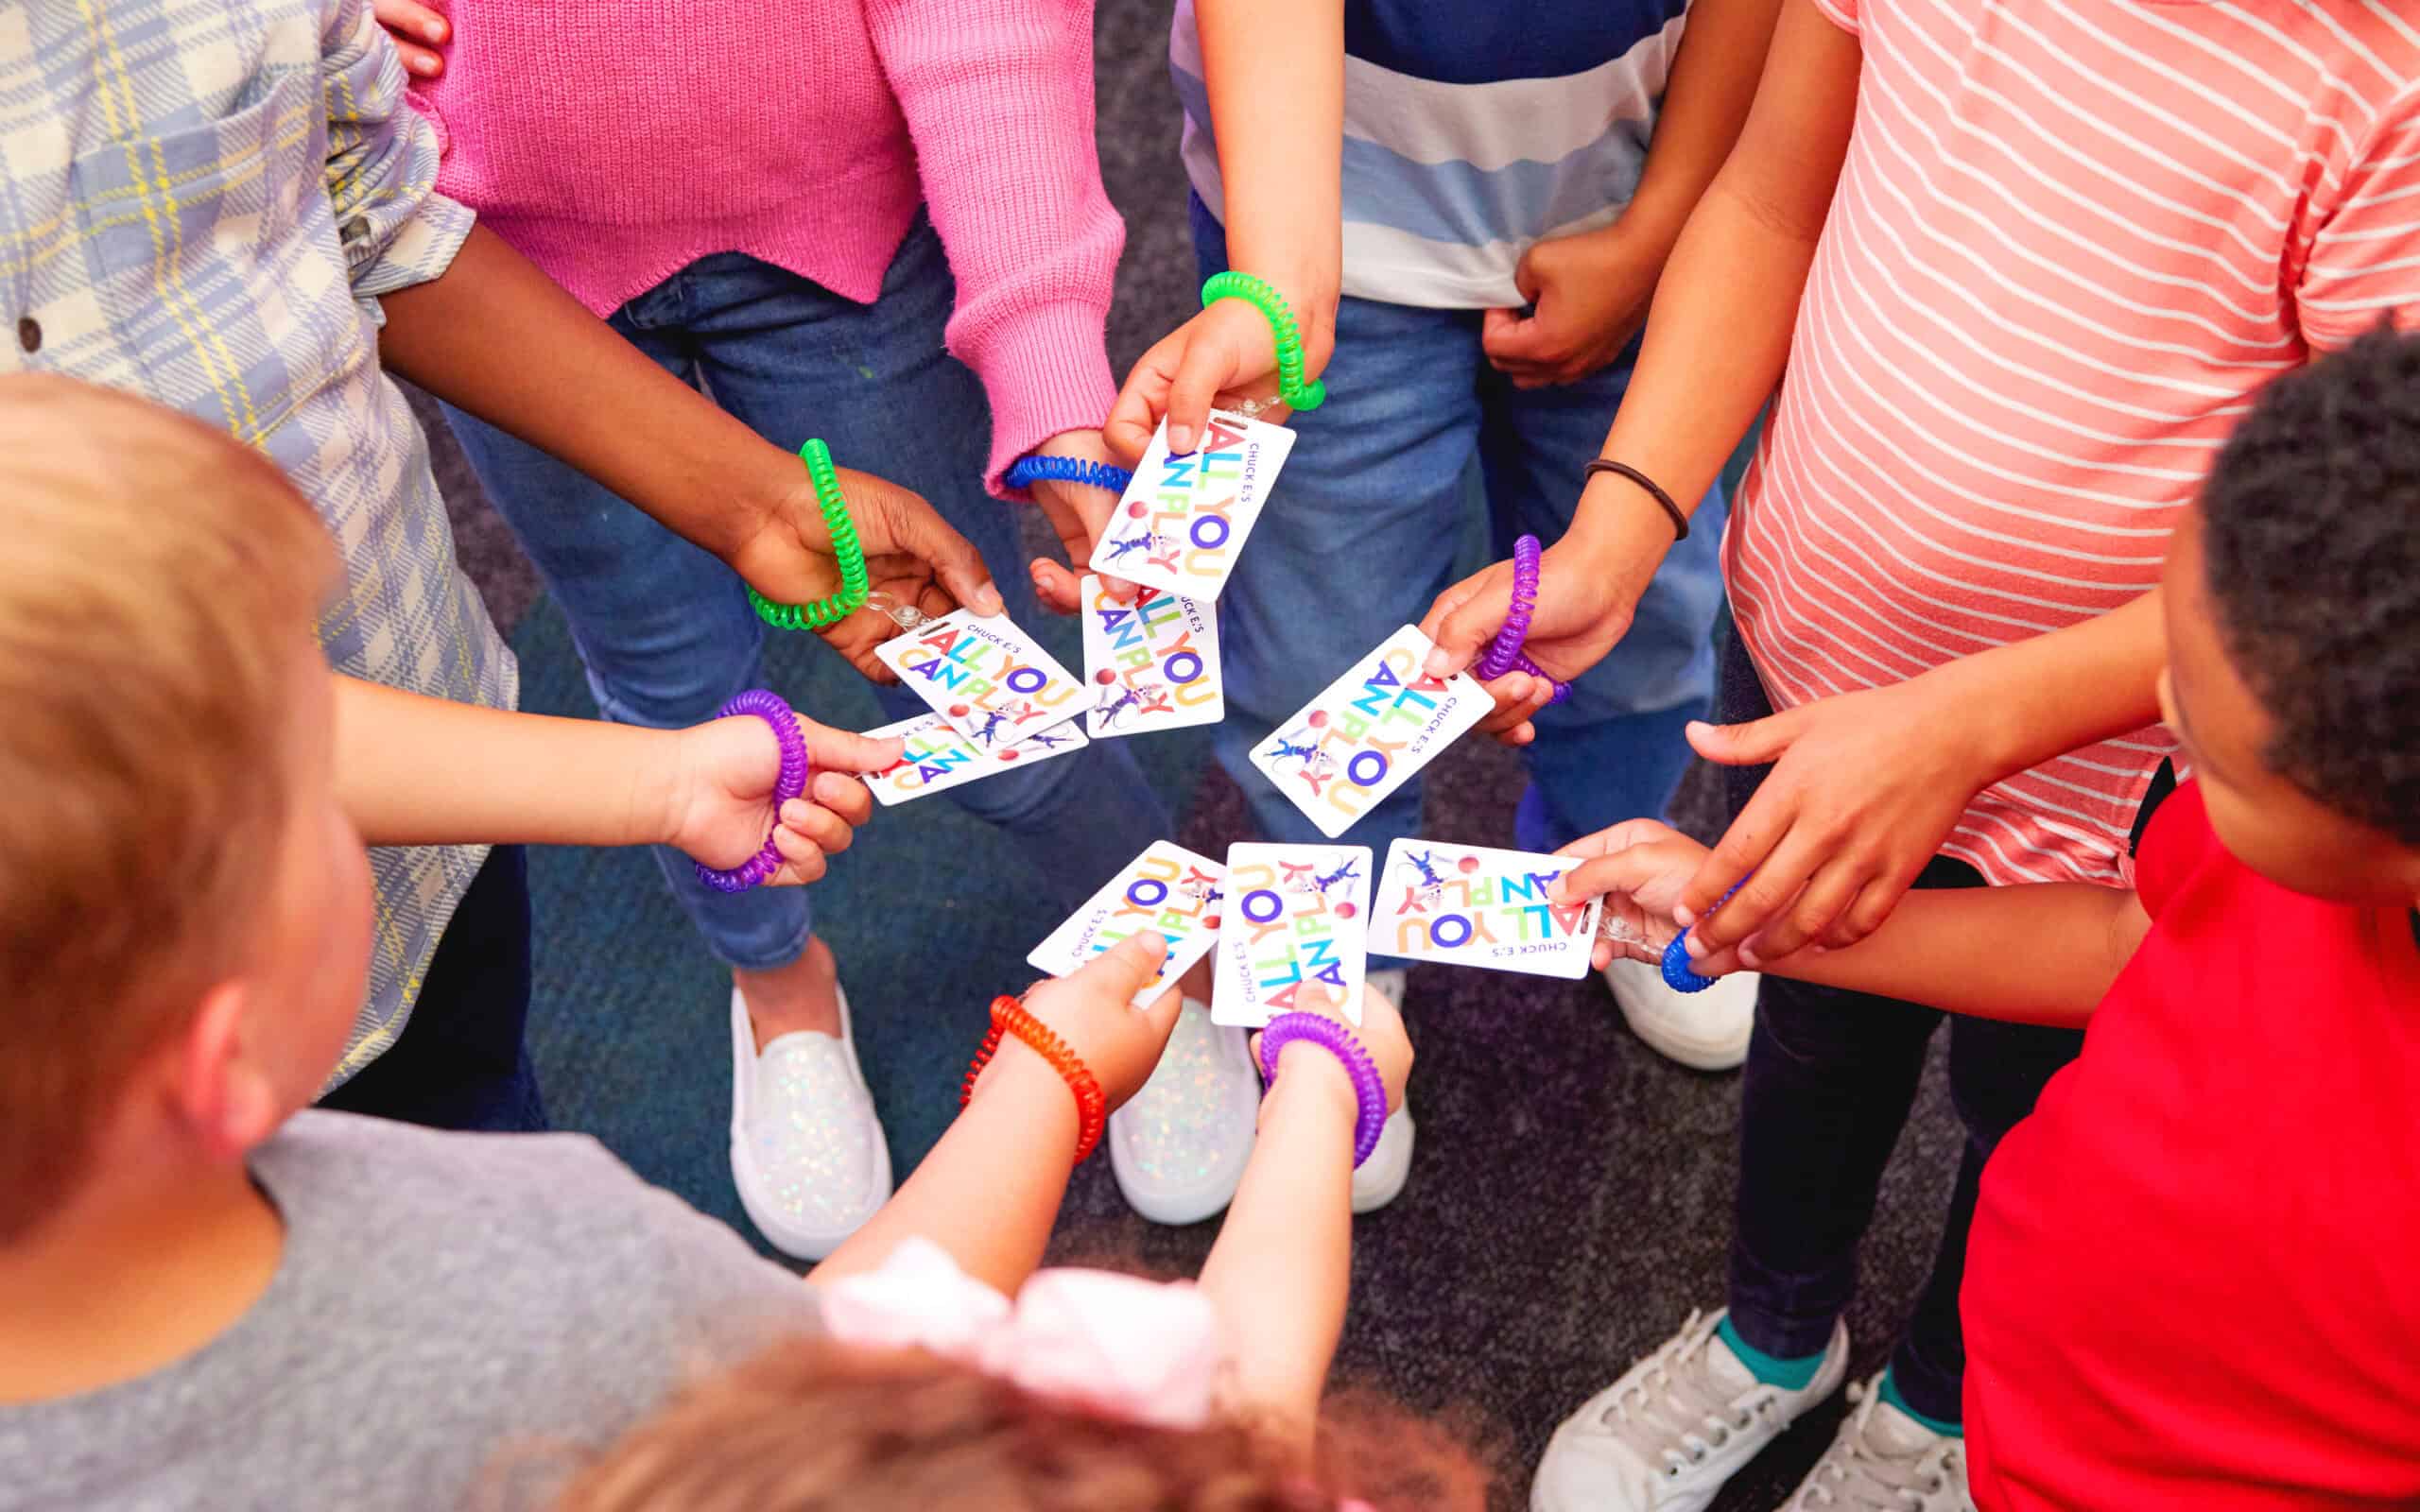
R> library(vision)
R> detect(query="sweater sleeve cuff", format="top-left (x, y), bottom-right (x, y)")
top-left (972, 301), bottom-right (1120, 502)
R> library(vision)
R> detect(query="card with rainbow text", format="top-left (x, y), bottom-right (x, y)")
top-left (1086, 409), bottom-right (1294, 602)
top-left (1210, 842), bottom-right (1371, 1028)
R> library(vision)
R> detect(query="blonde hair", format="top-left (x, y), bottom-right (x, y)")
top-left (0, 374), bottom-right (334, 1239)
top-left (540, 1335), bottom-right (1497, 1512)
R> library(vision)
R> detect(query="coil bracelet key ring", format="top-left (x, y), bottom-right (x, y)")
top-left (1472, 534), bottom-right (1572, 705)
top-left (694, 690), bottom-right (812, 895)
top-left (748, 439), bottom-right (870, 631)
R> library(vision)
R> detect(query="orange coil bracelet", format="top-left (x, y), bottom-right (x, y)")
top-left (960, 995), bottom-right (1107, 1163)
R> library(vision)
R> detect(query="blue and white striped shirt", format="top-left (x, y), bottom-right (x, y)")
top-left (1172, 0), bottom-right (1689, 309)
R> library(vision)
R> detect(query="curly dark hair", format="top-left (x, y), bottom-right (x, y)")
top-left (2200, 320), bottom-right (2420, 846)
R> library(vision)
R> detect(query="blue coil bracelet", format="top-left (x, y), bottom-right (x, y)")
top-left (1004, 455), bottom-right (1136, 495)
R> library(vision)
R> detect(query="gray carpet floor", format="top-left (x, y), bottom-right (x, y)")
top-left (416, 6), bottom-right (1962, 1504)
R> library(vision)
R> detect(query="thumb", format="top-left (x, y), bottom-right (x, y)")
top-left (794, 717), bottom-right (905, 776)
top-left (1685, 710), bottom-right (1804, 767)
top-left (1512, 247), bottom-right (1545, 307)
top-left (1423, 569), bottom-right (1511, 677)
top-left (1078, 928), bottom-right (1170, 1004)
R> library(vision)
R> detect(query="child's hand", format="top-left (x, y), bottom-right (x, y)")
top-left (1550, 819), bottom-right (1749, 976)
top-left (1022, 428), bottom-right (1139, 615)
top-left (666, 713), bottom-right (904, 886)
top-left (373, 0), bottom-right (448, 77)
top-left (1668, 679), bottom-right (1998, 970)
top-left (1479, 221), bottom-right (1669, 389)
top-left (1417, 535), bottom-right (1644, 745)
top-left (1256, 982), bottom-right (1414, 1117)
top-left (727, 465), bottom-right (1006, 684)
top-left (1104, 295), bottom-right (1334, 467)
top-left (1002, 933), bottom-right (1184, 1112)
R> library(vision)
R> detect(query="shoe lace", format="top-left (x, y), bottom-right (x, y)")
top-left (1792, 1381), bottom-right (1967, 1512)
top-left (1598, 1311), bottom-right (1772, 1477)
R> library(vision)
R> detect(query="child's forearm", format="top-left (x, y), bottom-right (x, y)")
top-left (1565, 0), bottom-right (1859, 595)
top-left (1619, 0), bottom-right (1787, 254)
top-left (333, 676), bottom-right (682, 849)
top-left (375, 225), bottom-right (798, 565)
top-left (1927, 592), bottom-right (2169, 785)
top-left (809, 1050), bottom-right (1080, 1292)
top-left (1766, 883), bottom-right (2151, 1025)
top-left (1197, 0), bottom-right (1345, 328)
top-left (1194, 1054), bottom-right (1357, 1452)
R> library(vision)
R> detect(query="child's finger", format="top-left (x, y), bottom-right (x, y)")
top-left (1422, 564), bottom-right (1513, 679)
top-left (1736, 851), bottom-right (1869, 968)
top-left (767, 827), bottom-right (829, 885)
top-left (392, 39), bottom-right (443, 76)
top-left (777, 799), bottom-right (856, 858)
top-left (374, 0), bottom-right (448, 41)
top-left (1106, 344), bottom-right (1179, 465)
top-left (804, 769), bottom-right (874, 826)
top-left (1028, 558), bottom-right (1085, 615)
top-left (1164, 341), bottom-right (1232, 458)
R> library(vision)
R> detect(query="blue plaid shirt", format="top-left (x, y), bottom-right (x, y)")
top-left (0, 0), bottom-right (518, 1085)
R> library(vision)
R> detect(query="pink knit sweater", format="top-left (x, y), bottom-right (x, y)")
top-left (407, 1), bottom-right (1122, 497)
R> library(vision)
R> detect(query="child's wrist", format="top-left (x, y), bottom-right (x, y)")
top-left (967, 1040), bottom-right (1085, 1153)
top-left (1267, 1041), bottom-right (1360, 1126)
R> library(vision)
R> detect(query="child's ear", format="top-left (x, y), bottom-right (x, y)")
top-left (175, 981), bottom-right (283, 1161)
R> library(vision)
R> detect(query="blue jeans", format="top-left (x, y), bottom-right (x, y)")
top-left (1192, 198), bottom-right (1728, 885)
top-left (444, 222), bottom-right (1167, 972)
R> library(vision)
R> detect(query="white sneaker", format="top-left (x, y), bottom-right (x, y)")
top-left (1783, 1373), bottom-right (1972, 1512)
top-left (1109, 997), bottom-right (1260, 1226)
top-left (1602, 956), bottom-right (1758, 1071)
top-left (1531, 1309), bottom-right (1849, 1512)
top-left (1350, 968), bottom-right (1412, 1213)
top-left (728, 984), bottom-right (892, 1261)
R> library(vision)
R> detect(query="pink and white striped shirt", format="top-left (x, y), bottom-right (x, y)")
top-left (1732, 0), bottom-right (2420, 889)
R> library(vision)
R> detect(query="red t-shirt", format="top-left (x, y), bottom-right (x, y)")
top-left (1965, 782), bottom-right (2420, 1510)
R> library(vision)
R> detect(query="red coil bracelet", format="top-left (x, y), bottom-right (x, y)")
top-left (960, 994), bottom-right (1107, 1163)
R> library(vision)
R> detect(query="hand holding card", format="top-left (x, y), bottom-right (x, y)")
top-left (1028, 841), bottom-right (1227, 1009)
top-left (1377, 840), bottom-right (1604, 979)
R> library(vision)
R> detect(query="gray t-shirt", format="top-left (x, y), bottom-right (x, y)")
top-left (0, 1111), bottom-right (819, 1511)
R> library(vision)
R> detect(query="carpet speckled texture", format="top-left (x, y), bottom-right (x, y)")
top-left (418, 5), bottom-right (1962, 1504)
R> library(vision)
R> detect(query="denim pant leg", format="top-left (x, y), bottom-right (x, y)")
top-left (1717, 627), bottom-right (2086, 1424)
top-left (1478, 350), bottom-right (1727, 851)
top-left (669, 234), bottom-right (1167, 915)
top-left (1190, 200), bottom-right (1487, 904)
top-left (441, 290), bottom-right (810, 973)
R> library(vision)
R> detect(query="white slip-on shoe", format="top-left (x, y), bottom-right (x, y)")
top-left (1602, 956), bottom-right (1758, 1072)
top-left (1349, 968), bottom-right (1413, 1213)
top-left (1782, 1372), bottom-right (1973, 1512)
top-left (728, 983), bottom-right (892, 1262)
top-left (1531, 1309), bottom-right (1849, 1512)
top-left (1109, 996), bottom-right (1259, 1226)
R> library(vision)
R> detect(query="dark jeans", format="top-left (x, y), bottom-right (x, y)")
top-left (318, 845), bottom-right (547, 1132)
top-left (1715, 627), bottom-right (2107, 1426)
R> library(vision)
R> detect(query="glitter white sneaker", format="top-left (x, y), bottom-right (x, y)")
top-left (1109, 996), bottom-right (1259, 1226)
top-left (1602, 956), bottom-right (1757, 1071)
top-left (1782, 1373), bottom-right (1973, 1512)
top-left (1531, 1309), bottom-right (1849, 1512)
top-left (728, 983), bottom-right (892, 1262)
top-left (1349, 968), bottom-right (1413, 1213)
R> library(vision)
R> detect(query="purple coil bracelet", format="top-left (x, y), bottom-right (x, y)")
top-left (1256, 1012), bottom-right (1390, 1168)
top-left (1472, 534), bottom-right (1572, 705)
top-left (694, 690), bottom-right (813, 895)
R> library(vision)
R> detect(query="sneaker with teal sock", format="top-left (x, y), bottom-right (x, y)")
top-left (1531, 1308), bottom-right (1849, 1512)
top-left (1784, 1368), bottom-right (1974, 1512)
top-left (1717, 1314), bottom-right (1827, 1392)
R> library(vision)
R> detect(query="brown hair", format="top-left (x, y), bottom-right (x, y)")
top-left (545, 1337), bottom-right (1495, 1512)
top-left (0, 373), bottom-right (334, 1239)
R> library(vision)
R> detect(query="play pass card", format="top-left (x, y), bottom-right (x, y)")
top-left (1079, 576), bottom-right (1224, 738)
top-left (873, 607), bottom-right (1087, 748)
top-left (1027, 841), bottom-right (1227, 1008)
top-left (1211, 842), bottom-right (1372, 1028)
top-left (1086, 408), bottom-right (1295, 602)
top-left (1377, 840), bottom-right (1604, 980)
top-left (1248, 626), bottom-right (1494, 839)
top-left (857, 712), bottom-right (1089, 807)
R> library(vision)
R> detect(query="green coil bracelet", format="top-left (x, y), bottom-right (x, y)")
top-left (748, 438), bottom-right (871, 631)
top-left (1201, 271), bottom-right (1326, 412)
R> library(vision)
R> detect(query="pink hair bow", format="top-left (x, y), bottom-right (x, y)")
top-left (819, 1238), bottom-right (1227, 1431)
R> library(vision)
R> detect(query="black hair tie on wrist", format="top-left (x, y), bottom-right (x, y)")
top-left (1584, 458), bottom-right (1689, 542)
